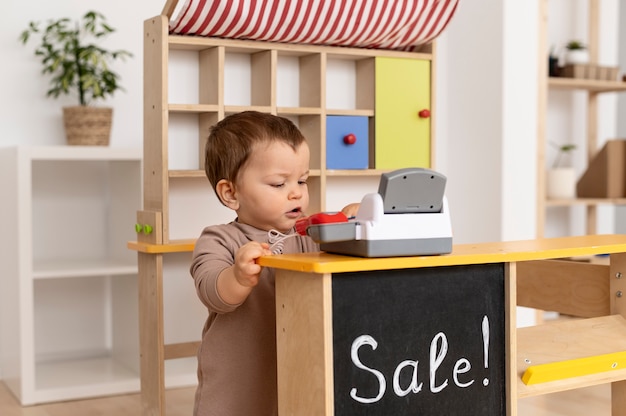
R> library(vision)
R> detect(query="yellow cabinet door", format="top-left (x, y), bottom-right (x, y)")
top-left (375, 57), bottom-right (431, 169)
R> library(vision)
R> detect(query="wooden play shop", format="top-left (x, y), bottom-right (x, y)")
top-left (132, 0), bottom-right (456, 412)
top-left (126, 0), bottom-right (626, 415)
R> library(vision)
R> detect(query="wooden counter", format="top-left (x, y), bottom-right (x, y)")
top-left (257, 234), bottom-right (626, 415)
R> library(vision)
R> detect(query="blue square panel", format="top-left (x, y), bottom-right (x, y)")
top-left (326, 115), bottom-right (369, 169)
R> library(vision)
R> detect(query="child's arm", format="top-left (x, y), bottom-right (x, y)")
top-left (216, 241), bottom-right (272, 305)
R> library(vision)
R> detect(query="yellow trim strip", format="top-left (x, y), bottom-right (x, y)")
top-left (522, 351), bottom-right (626, 385)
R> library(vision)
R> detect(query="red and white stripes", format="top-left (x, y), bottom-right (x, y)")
top-left (170, 0), bottom-right (459, 50)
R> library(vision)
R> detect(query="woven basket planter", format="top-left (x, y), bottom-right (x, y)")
top-left (63, 106), bottom-right (113, 146)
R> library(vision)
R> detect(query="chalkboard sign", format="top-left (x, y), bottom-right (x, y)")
top-left (332, 263), bottom-right (506, 415)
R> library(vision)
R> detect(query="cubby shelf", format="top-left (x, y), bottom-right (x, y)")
top-left (0, 145), bottom-right (142, 405)
top-left (145, 16), bottom-right (436, 244)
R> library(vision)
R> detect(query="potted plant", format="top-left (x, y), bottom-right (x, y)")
top-left (547, 143), bottom-right (577, 199)
top-left (20, 11), bottom-right (132, 146)
top-left (564, 40), bottom-right (589, 65)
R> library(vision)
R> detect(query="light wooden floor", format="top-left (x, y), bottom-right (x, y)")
top-left (0, 381), bottom-right (610, 415)
top-left (0, 384), bottom-right (195, 416)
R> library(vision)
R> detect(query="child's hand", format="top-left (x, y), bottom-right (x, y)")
top-left (217, 241), bottom-right (272, 305)
top-left (341, 203), bottom-right (360, 218)
top-left (233, 241), bottom-right (272, 288)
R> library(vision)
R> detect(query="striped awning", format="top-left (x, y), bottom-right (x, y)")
top-left (170, 0), bottom-right (459, 51)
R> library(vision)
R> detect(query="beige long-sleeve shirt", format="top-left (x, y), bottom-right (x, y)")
top-left (190, 221), bottom-right (319, 416)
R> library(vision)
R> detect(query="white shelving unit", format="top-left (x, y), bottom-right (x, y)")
top-left (0, 146), bottom-right (142, 405)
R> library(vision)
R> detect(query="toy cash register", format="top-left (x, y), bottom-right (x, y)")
top-left (296, 167), bottom-right (453, 257)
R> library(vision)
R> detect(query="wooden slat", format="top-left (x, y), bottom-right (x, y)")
top-left (127, 239), bottom-right (196, 254)
top-left (138, 252), bottom-right (165, 416)
top-left (164, 342), bottom-right (201, 360)
top-left (517, 259), bottom-right (610, 318)
top-left (161, 0), bottom-right (179, 18)
top-left (144, 15), bottom-right (171, 243)
top-left (275, 271), bottom-right (334, 415)
top-left (610, 252), bottom-right (626, 415)
top-left (506, 263), bottom-right (518, 416)
top-left (548, 77), bottom-right (626, 93)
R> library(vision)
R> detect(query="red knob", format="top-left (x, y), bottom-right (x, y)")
top-left (418, 109), bottom-right (431, 118)
top-left (343, 133), bottom-right (357, 145)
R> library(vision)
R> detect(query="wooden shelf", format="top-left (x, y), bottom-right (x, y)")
top-left (325, 108), bottom-right (375, 117)
top-left (517, 315), bottom-right (626, 398)
top-left (15, 145), bottom-right (142, 161)
top-left (167, 34), bottom-right (433, 59)
top-left (168, 169), bottom-right (324, 179)
top-left (546, 197), bottom-right (626, 207)
top-left (127, 239), bottom-right (196, 254)
top-left (169, 104), bottom-right (220, 113)
top-left (33, 259), bottom-right (138, 280)
top-left (548, 77), bottom-right (626, 93)
top-left (276, 107), bottom-right (324, 115)
top-left (324, 169), bottom-right (388, 177)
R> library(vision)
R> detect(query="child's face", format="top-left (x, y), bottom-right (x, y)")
top-left (233, 140), bottom-right (310, 233)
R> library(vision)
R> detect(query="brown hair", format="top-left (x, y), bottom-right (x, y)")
top-left (204, 111), bottom-right (307, 198)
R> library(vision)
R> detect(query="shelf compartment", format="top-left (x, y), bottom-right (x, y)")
top-left (277, 51), bottom-right (322, 109)
top-left (223, 49), bottom-right (273, 107)
top-left (326, 55), bottom-right (374, 112)
top-left (517, 315), bottom-right (626, 398)
top-left (34, 356), bottom-right (140, 403)
top-left (0, 146), bottom-right (142, 405)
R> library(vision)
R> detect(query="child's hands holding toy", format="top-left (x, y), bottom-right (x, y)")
top-left (218, 241), bottom-right (272, 305)
top-left (233, 241), bottom-right (272, 287)
top-left (341, 203), bottom-right (360, 218)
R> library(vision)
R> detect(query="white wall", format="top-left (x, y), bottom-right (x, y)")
top-left (615, 0), bottom-right (626, 233)
top-left (437, 0), bottom-right (538, 244)
top-left (2, 0), bottom-right (161, 149)
top-left (437, 0), bottom-right (539, 328)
